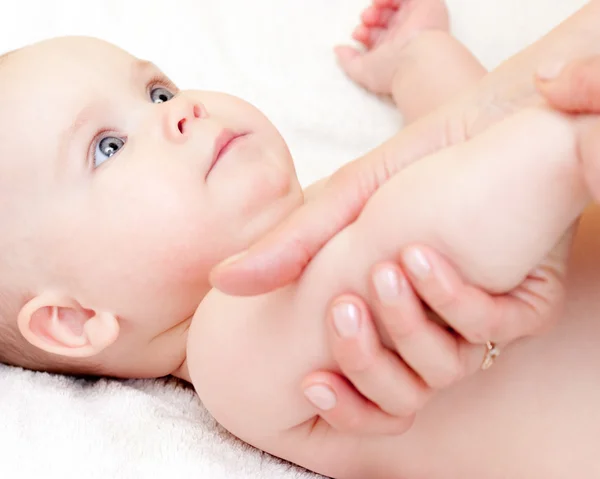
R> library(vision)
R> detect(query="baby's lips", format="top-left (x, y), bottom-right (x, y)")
top-left (206, 129), bottom-right (248, 179)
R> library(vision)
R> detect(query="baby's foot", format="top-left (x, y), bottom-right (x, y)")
top-left (336, 0), bottom-right (449, 95)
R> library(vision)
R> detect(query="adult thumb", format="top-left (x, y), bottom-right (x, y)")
top-left (536, 56), bottom-right (600, 113)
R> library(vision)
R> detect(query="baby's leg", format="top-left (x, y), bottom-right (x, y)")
top-left (337, 0), bottom-right (486, 123)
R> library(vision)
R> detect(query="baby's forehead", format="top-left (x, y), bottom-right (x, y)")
top-left (1, 39), bottom-right (125, 113)
top-left (0, 38), bottom-right (141, 183)
top-left (5, 37), bottom-right (136, 80)
top-left (1, 37), bottom-right (148, 117)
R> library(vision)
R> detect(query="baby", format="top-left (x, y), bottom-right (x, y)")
top-left (0, 1), bottom-right (597, 478)
top-left (0, 33), bottom-right (303, 377)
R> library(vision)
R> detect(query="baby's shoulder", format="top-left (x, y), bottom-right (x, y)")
top-left (186, 284), bottom-right (329, 438)
top-left (187, 284), bottom-right (365, 478)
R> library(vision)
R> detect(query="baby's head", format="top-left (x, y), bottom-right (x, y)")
top-left (0, 36), bottom-right (302, 378)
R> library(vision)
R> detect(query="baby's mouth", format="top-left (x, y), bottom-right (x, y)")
top-left (206, 129), bottom-right (249, 179)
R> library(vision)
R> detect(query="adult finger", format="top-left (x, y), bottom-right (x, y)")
top-left (399, 236), bottom-right (571, 345)
top-left (369, 262), bottom-right (484, 388)
top-left (537, 56), bottom-right (600, 113)
top-left (301, 372), bottom-right (415, 436)
top-left (325, 296), bottom-right (432, 418)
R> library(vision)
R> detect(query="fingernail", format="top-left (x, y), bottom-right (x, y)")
top-left (402, 248), bottom-right (431, 280)
top-left (536, 61), bottom-right (565, 81)
top-left (218, 250), bottom-right (247, 268)
top-left (373, 267), bottom-right (404, 304)
top-left (303, 384), bottom-right (337, 411)
top-left (332, 302), bottom-right (360, 338)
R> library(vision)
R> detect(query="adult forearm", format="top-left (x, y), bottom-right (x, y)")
top-left (464, 0), bottom-right (600, 129)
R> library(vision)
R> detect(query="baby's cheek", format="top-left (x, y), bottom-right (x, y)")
top-left (141, 214), bottom-right (216, 283)
top-left (239, 163), bottom-right (295, 215)
top-left (122, 230), bottom-right (214, 321)
top-left (100, 187), bottom-right (214, 282)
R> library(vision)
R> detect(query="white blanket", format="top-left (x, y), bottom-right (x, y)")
top-left (0, 0), bottom-right (588, 477)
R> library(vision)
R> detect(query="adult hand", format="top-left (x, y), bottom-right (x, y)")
top-left (299, 238), bottom-right (571, 434)
top-left (536, 56), bottom-right (600, 201)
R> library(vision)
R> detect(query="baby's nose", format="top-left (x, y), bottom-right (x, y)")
top-left (165, 98), bottom-right (206, 142)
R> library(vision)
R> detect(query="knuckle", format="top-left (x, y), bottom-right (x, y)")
top-left (428, 287), bottom-right (460, 314)
top-left (338, 338), bottom-right (396, 376)
top-left (511, 274), bottom-right (565, 338)
top-left (462, 325), bottom-right (489, 344)
top-left (462, 309), bottom-right (497, 343)
top-left (396, 389), bottom-right (429, 415)
top-left (338, 348), bottom-right (376, 374)
top-left (382, 312), bottom-right (416, 341)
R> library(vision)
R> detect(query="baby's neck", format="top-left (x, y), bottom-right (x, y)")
top-left (172, 357), bottom-right (191, 382)
top-left (163, 314), bottom-right (195, 383)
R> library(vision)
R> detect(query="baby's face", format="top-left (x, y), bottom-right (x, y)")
top-left (0, 37), bottom-right (302, 377)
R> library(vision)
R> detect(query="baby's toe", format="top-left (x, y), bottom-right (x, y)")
top-left (352, 24), bottom-right (370, 46)
top-left (373, 0), bottom-right (402, 8)
top-left (353, 25), bottom-right (385, 48)
top-left (361, 5), bottom-right (397, 27)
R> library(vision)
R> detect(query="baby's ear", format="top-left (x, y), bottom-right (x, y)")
top-left (17, 293), bottom-right (119, 358)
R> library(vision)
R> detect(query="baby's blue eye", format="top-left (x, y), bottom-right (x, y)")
top-left (94, 135), bottom-right (125, 168)
top-left (150, 86), bottom-right (174, 104)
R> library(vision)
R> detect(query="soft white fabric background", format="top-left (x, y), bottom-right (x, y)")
top-left (0, 1), bottom-right (588, 478)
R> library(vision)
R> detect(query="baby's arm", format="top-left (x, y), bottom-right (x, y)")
top-left (351, 107), bottom-right (589, 294)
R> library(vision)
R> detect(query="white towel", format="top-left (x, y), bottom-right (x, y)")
top-left (0, 1), bottom-right (587, 478)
